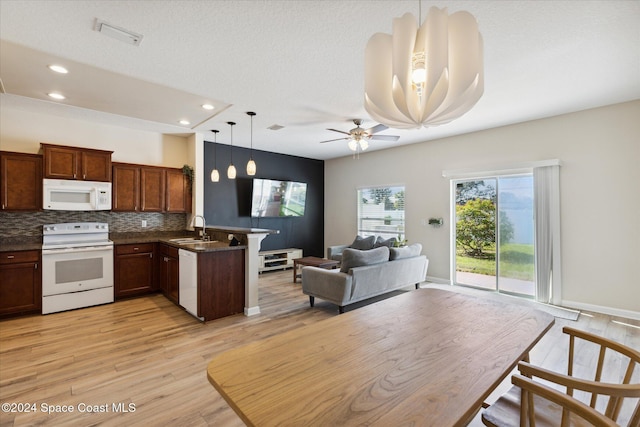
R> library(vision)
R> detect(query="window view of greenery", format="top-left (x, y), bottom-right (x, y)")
top-left (357, 186), bottom-right (405, 243)
top-left (455, 177), bottom-right (534, 296)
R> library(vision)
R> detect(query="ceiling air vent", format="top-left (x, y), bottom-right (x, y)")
top-left (268, 124), bottom-right (284, 131)
top-left (94, 19), bottom-right (143, 46)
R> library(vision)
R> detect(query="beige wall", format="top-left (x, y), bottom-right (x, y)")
top-left (0, 106), bottom-right (189, 167)
top-left (325, 100), bottom-right (640, 318)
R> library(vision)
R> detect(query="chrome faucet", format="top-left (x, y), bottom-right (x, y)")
top-left (192, 215), bottom-right (209, 241)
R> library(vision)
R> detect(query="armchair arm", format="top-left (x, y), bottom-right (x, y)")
top-left (327, 244), bottom-right (349, 260)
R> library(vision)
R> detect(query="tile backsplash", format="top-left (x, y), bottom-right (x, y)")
top-left (0, 211), bottom-right (188, 238)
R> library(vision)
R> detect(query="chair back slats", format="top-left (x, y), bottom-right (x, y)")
top-left (513, 375), bottom-right (619, 427)
top-left (483, 326), bottom-right (640, 427)
top-left (562, 326), bottom-right (640, 424)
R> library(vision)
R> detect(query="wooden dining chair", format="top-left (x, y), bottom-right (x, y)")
top-left (482, 325), bottom-right (640, 427)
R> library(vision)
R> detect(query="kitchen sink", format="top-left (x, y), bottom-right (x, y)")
top-left (169, 238), bottom-right (220, 249)
top-left (168, 237), bottom-right (205, 244)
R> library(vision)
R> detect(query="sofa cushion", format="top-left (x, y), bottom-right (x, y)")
top-left (389, 243), bottom-right (422, 260)
top-left (340, 246), bottom-right (390, 273)
top-left (349, 235), bottom-right (376, 250)
top-left (374, 236), bottom-right (397, 248)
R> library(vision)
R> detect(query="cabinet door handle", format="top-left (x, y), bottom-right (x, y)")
top-left (133, 247), bottom-right (139, 251)
top-left (7, 255), bottom-right (14, 259)
top-left (35, 263), bottom-right (38, 270)
top-left (149, 253), bottom-right (153, 259)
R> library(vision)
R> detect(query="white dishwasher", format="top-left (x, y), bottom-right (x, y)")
top-left (178, 249), bottom-right (202, 320)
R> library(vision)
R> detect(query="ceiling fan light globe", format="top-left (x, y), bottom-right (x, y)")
top-left (348, 140), bottom-right (358, 151)
top-left (360, 140), bottom-right (369, 151)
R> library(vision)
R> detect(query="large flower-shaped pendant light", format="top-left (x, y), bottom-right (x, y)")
top-left (246, 112), bottom-right (257, 176)
top-left (227, 121), bottom-right (236, 179)
top-left (210, 129), bottom-right (220, 182)
top-left (364, 6), bottom-right (484, 129)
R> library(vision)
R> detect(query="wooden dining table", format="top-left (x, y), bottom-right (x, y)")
top-left (207, 288), bottom-right (554, 426)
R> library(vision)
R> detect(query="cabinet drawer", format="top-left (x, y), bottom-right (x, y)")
top-left (115, 243), bottom-right (154, 255)
top-left (0, 250), bottom-right (40, 265)
top-left (160, 244), bottom-right (179, 258)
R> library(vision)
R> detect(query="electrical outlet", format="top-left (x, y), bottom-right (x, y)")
top-left (141, 220), bottom-right (147, 228)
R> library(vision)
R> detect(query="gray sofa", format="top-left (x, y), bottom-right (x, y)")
top-left (302, 244), bottom-right (428, 313)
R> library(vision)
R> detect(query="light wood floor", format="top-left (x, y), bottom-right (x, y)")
top-left (1, 271), bottom-right (638, 426)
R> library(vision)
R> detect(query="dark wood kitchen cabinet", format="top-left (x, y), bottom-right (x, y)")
top-left (198, 249), bottom-right (245, 321)
top-left (41, 143), bottom-right (112, 182)
top-left (0, 151), bottom-right (42, 211)
top-left (159, 244), bottom-right (179, 304)
top-left (0, 250), bottom-right (42, 317)
top-left (140, 167), bottom-right (165, 212)
top-left (114, 243), bottom-right (157, 299)
top-left (165, 168), bottom-right (191, 213)
top-left (112, 163), bottom-right (189, 213)
top-left (111, 164), bottom-right (139, 211)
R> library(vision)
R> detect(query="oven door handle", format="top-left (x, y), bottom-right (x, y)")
top-left (42, 246), bottom-right (113, 255)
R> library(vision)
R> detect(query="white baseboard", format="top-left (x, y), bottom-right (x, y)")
top-left (562, 300), bottom-right (640, 321)
top-left (422, 277), bottom-right (639, 321)
top-left (244, 306), bottom-right (261, 316)
top-left (424, 275), bottom-right (451, 285)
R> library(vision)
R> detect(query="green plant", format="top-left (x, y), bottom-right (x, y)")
top-left (182, 165), bottom-right (193, 183)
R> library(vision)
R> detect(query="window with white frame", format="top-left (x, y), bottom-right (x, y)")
top-left (357, 186), bottom-right (405, 242)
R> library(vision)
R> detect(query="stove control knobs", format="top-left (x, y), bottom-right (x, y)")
top-left (44, 226), bottom-right (57, 232)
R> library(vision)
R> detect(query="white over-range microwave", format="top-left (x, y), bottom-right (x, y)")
top-left (43, 178), bottom-right (112, 211)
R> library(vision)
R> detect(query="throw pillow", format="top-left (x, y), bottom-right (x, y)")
top-left (349, 235), bottom-right (376, 250)
top-left (374, 236), bottom-right (397, 248)
top-left (340, 246), bottom-right (390, 273)
top-left (389, 243), bottom-right (422, 261)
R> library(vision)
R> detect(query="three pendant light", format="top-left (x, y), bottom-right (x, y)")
top-left (210, 111), bottom-right (257, 182)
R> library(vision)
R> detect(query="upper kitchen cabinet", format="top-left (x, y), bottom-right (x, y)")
top-left (41, 143), bottom-right (113, 182)
top-left (112, 163), bottom-right (190, 213)
top-left (165, 168), bottom-right (191, 213)
top-left (0, 151), bottom-right (42, 211)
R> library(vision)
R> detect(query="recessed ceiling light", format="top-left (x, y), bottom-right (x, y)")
top-left (48, 92), bottom-right (66, 100)
top-left (179, 119), bottom-right (190, 125)
top-left (202, 104), bottom-right (214, 110)
top-left (48, 64), bottom-right (68, 74)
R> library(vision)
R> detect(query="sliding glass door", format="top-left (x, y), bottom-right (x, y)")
top-left (454, 175), bottom-right (534, 297)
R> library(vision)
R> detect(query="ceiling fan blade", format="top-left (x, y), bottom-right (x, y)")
top-left (327, 128), bottom-right (351, 135)
top-left (320, 137), bottom-right (350, 144)
top-left (366, 123), bottom-right (388, 134)
top-left (369, 135), bottom-right (400, 142)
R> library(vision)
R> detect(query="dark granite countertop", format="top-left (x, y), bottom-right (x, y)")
top-left (0, 231), bottom-right (248, 253)
top-left (110, 231), bottom-right (246, 253)
top-left (0, 236), bottom-right (43, 253)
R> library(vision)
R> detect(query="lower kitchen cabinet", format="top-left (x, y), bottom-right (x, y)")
top-left (159, 244), bottom-right (179, 304)
top-left (114, 243), bottom-right (157, 299)
top-left (0, 250), bottom-right (42, 317)
top-left (198, 249), bottom-right (245, 321)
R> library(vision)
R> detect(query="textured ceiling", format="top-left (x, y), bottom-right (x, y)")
top-left (1, 0), bottom-right (638, 160)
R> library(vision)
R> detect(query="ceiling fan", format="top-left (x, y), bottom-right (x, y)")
top-left (320, 119), bottom-right (400, 152)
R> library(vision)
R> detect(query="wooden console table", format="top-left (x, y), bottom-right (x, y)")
top-left (292, 256), bottom-right (339, 283)
top-left (207, 288), bottom-right (554, 426)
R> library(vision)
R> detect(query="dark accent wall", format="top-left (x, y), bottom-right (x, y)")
top-left (203, 142), bottom-right (324, 257)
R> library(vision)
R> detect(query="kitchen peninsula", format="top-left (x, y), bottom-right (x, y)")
top-left (195, 225), bottom-right (279, 316)
top-left (114, 224), bottom-right (279, 318)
